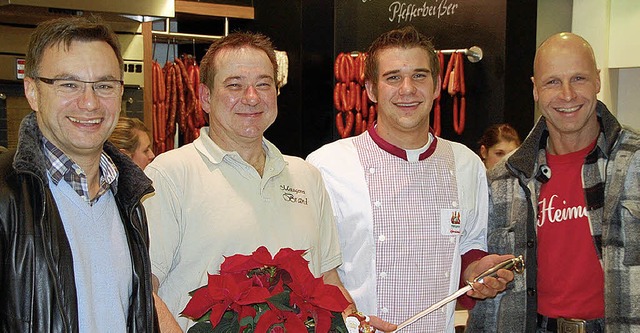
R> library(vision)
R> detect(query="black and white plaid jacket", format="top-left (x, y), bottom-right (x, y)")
top-left (467, 101), bottom-right (640, 332)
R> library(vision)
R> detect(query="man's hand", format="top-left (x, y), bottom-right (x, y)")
top-left (463, 254), bottom-right (516, 299)
top-left (369, 315), bottom-right (398, 332)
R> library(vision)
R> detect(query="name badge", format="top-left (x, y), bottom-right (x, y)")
top-left (440, 209), bottom-right (463, 235)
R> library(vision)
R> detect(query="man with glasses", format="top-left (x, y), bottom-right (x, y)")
top-left (0, 17), bottom-right (158, 332)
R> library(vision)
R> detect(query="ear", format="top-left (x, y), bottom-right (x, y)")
top-left (364, 80), bottom-right (377, 103)
top-left (531, 76), bottom-right (539, 102)
top-left (595, 68), bottom-right (601, 94)
top-left (433, 75), bottom-right (442, 100)
top-left (199, 82), bottom-right (212, 114)
top-left (480, 145), bottom-right (488, 160)
top-left (23, 77), bottom-right (40, 111)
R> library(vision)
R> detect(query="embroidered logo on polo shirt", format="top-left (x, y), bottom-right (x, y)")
top-left (280, 184), bottom-right (308, 205)
top-left (440, 209), bottom-right (462, 235)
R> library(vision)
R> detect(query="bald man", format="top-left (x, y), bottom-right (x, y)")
top-left (466, 32), bottom-right (640, 332)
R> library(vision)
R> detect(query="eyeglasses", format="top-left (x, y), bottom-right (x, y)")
top-left (36, 77), bottom-right (124, 98)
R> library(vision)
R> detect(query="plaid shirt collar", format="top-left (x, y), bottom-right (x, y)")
top-left (42, 136), bottom-right (119, 205)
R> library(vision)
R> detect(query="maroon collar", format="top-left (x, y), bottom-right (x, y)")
top-left (367, 123), bottom-right (438, 161)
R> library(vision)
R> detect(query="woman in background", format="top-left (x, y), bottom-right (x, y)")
top-left (109, 117), bottom-right (155, 169)
top-left (477, 123), bottom-right (521, 169)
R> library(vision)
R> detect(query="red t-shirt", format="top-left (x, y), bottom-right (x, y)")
top-left (536, 140), bottom-right (604, 319)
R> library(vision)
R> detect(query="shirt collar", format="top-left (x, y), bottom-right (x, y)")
top-left (367, 123), bottom-right (438, 161)
top-left (42, 136), bottom-right (119, 204)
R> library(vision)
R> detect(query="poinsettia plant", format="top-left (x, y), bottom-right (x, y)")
top-left (181, 246), bottom-right (352, 333)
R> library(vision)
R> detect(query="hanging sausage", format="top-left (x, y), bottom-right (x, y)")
top-left (151, 53), bottom-right (205, 155)
top-left (333, 51), bottom-right (375, 139)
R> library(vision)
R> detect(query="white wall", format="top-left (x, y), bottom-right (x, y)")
top-left (572, 0), bottom-right (640, 130)
top-left (536, 0), bottom-right (640, 131)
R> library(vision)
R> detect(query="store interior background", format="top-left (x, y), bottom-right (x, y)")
top-left (183, 0), bottom-right (640, 158)
top-left (1, 0), bottom-right (638, 158)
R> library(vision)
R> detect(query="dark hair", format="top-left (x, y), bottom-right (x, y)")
top-left (25, 16), bottom-right (123, 79)
top-left (109, 117), bottom-right (150, 153)
top-left (199, 31), bottom-right (278, 88)
top-left (364, 25), bottom-right (439, 86)
top-left (477, 123), bottom-right (522, 153)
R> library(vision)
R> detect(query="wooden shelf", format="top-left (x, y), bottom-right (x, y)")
top-left (174, 1), bottom-right (254, 19)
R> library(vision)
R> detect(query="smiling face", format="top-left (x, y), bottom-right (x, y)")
top-left (24, 40), bottom-right (122, 161)
top-left (200, 46), bottom-right (277, 150)
top-left (365, 47), bottom-right (440, 148)
top-left (532, 33), bottom-right (601, 153)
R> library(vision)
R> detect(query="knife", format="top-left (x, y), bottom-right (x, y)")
top-left (393, 255), bottom-right (525, 332)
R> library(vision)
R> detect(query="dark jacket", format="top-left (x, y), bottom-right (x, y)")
top-left (0, 112), bottom-right (158, 332)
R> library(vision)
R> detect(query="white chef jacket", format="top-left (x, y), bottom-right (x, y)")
top-left (307, 129), bottom-right (488, 332)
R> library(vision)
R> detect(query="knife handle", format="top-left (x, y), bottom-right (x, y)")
top-left (469, 255), bottom-right (525, 285)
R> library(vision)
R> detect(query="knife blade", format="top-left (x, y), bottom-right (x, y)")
top-left (393, 255), bottom-right (525, 332)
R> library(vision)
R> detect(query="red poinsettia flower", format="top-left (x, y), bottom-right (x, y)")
top-left (221, 246), bottom-right (309, 275)
top-left (181, 273), bottom-right (271, 328)
top-left (287, 274), bottom-right (352, 332)
top-left (182, 247), bottom-right (350, 333)
top-left (220, 246), bottom-right (274, 273)
top-left (255, 305), bottom-right (308, 332)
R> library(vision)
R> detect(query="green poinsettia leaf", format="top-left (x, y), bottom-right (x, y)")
top-left (186, 321), bottom-right (215, 333)
top-left (330, 311), bottom-right (348, 333)
top-left (211, 311), bottom-right (240, 333)
top-left (267, 291), bottom-right (295, 312)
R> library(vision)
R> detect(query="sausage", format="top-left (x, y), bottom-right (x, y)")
top-left (354, 111), bottom-right (363, 134)
top-left (341, 53), bottom-right (351, 83)
top-left (442, 53), bottom-right (455, 90)
top-left (152, 102), bottom-right (158, 149)
top-left (358, 53), bottom-right (367, 85)
top-left (152, 61), bottom-right (158, 103)
top-left (167, 65), bottom-right (178, 138)
top-left (344, 53), bottom-right (355, 82)
top-left (354, 83), bottom-right (361, 112)
top-left (458, 52), bottom-right (466, 94)
top-left (175, 57), bottom-right (196, 138)
top-left (155, 61), bottom-right (165, 104)
top-left (173, 61), bottom-right (186, 134)
top-left (341, 83), bottom-right (349, 112)
top-left (367, 105), bottom-right (376, 128)
top-left (336, 112), bottom-right (345, 137)
top-left (334, 53), bottom-right (343, 81)
top-left (361, 87), bottom-right (369, 118)
top-left (342, 110), bottom-right (355, 138)
top-left (348, 82), bottom-right (357, 111)
top-left (334, 83), bottom-right (342, 111)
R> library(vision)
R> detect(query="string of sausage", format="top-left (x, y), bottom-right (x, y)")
top-left (333, 52), bottom-right (373, 138)
top-left (452, 52), bottom-right (466, 135)
top-left (151, 55), bottom-right (205, 155)
top-left (442, 51), bottom-right (466, 135)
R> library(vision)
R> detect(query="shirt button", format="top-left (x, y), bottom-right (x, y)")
top-left (379, 272), bottom-right (387, 278)
top-left (527, 239), bottom-right (535, 248)
top-left (369, 167), bottom-right (375, 174)
top-left (527, 288), bottom-right (537, 296)
top-left (378, 235), bottom-right (386, 242)
top-left (381, 307), bottom-right (389, 314)
top-left (449, 170), bottom-right (454, 176)
top-left (452, 201), bottom-right (458, 207)
top-left (374, 201), bottom-right (382, 207)
top-left (444, 272), bottom-right (449, 278)
top-left (450, 237), bottom-right (456, 244)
